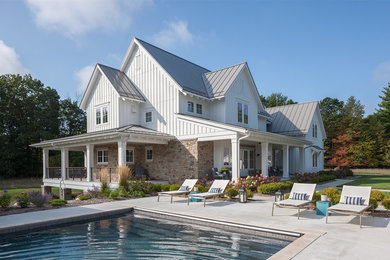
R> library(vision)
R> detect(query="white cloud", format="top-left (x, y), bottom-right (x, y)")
top-left (26, 0), bottom-right (151, 37)
top-left (374, 61), bottom-right (390, 82)
top-left (0, 40), bottom-right (29, 75)
top-left (75, 64), bottom-right (95, 96)
top-left (153, 19), bottom-right (195, 48)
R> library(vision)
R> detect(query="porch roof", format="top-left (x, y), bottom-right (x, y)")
top-left (30, 125), bottom-right (174, 148)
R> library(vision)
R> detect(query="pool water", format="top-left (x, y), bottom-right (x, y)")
top-left (0, 214), bottom-right (290, 259)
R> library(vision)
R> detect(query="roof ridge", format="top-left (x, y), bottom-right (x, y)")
top-left (135, 37), bottom-right (210, 72)
top-left (204, 62), bottom-right (246, 75)
top-left (265, 100), bottom-right (318, 110)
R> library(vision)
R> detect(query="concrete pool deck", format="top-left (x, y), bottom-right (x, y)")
top-left (1, 195), bottom-right (389, 260)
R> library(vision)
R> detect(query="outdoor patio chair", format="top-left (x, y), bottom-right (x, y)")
top-left (272, 183), bottom-right (317, 219)
top-left (187, 179), bottom-right (230, 207)
top-left (212, 168), bottom-right (223, 179)
top-left (326, 185), bottom-right (372, 228)
top-left (157, 179), bottom-right (198, 203)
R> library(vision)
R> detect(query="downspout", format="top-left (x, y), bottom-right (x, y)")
top-left (235, 131), bottom-right (251, 180)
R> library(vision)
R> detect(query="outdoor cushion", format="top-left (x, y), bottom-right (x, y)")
top-left (276, 199), bottom-right (311, 207)
top-left (291, 192), bottom-right (308, 200)
top-left (328, 203), bottom-right (370, 213)
top-left (344, 196), bottom-right (362, 205)
top-left (179, 186), bottom-right (190, 191)
top-left (209, 187), bottom-right (222, 193)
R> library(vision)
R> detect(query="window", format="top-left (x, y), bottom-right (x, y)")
top-left (313, 124), bottom-right (318, 138)
top-left (145, 112), bottom-right (152, 123)
top-left (146, 147), bottom-right (153, 162)
top-left (97, 150), bottom-right (108, 164)
top-left (96, 106), bottom-right (108, 125)
top-left (237, 103), bottom-right (243, 122)
top-left (249, 150), bottom-right (254, 169)
top-left (312, 152), bottom-right (318, 168)
top-left (196, 104), bottom-right (202, 114)
top-left (96, 109), bottom-right (101, 125)
top-left (187, 101), bottom-right (194, 113)
top-left (244, 104), bottom-right (248, 124)
top-left (126, 149), bottom-right (134, 164)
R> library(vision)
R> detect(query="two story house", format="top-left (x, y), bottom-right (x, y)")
top-left (32, 37), bottom-right (326, 192)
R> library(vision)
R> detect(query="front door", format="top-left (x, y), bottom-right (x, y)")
top-left (240, 149), bottom-right (254, 177)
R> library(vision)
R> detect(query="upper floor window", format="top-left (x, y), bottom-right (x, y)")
top-left (313, 124), bottom-right (318, 138)
top-left (312, 152), bottom-right (318, 168)
top-left (97, 150), bottom-right (108, 164)
top-left (146, 147), bottom-right (153, 162)
top-left (145, 111), bottom-right (152, 123)
top-left (196, 104), bottom-right (202, 114)
top-left (96, 106), bottom-right (108, 125)
top-left (237, 102), bottom-right (248, 124)
top-left (126, 149), bottom-right (134, 164)
top-left (187, 101), bottom-right (194, 113)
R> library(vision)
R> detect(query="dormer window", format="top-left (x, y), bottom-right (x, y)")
top-left (187, 102), bottom-right (194, 113)
top-left (196, 104), bottom-right (202, 114)
top-left (96, 106), bottom-right (108, 125)
top-left (313, 124), bottom-right (318, 138)
top-left (145, 111), bottom-right (152, 123)
top-left (237, 102), bottom-right (248, 124)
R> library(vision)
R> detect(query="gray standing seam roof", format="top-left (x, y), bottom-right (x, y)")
top-left (136, 38), bottom-right (211, 97)
top-left (265, 101), bottom-right (318, 136)
top-left (98, 64), bottom-right (145, 102)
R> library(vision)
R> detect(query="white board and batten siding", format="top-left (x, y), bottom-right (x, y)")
top-left (86, 73), bottom-right (120, 132)
top-left (123, 45), bottom-right (179, 136)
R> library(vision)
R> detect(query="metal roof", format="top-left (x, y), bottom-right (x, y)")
top-left (266, 101), bottom-right (318, 136)
top-left (98, 64), bottom-right (145, 102)
top-left (258, 110), bottom-right (273, 120)
top-left (136, 38), bottom-right (211, 97)
top-left (31, 125), bottom-right (173, 147)
top-left (202, 63), bottom-right (246, 98)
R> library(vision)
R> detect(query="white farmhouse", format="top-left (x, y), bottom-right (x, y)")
top-left (32, 37), bottom-right (326, 193)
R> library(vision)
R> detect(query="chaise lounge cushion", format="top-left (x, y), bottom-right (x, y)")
top-left (276, 199), bottom-right (311, 207)
top-left (328, 203), bottom-right (370, 213)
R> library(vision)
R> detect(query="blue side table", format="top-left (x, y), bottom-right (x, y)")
top-left (190, 192), bottom-right (202, 202)
top-left (316, 201), bottom-right (331, 216)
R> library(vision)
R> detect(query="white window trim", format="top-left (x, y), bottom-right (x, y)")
top-left (237, 101), bottom-right (249, 125)
top-left (97, 149), bottom-right (108, 165)
top-left (95, 104), bottom-right (109, 126)
top-left (145, 111), bottom-right (153, 123)
top-left (145, 146), bottom-right (153, 162)
top-left (126, 148), bottom-right (135, 165)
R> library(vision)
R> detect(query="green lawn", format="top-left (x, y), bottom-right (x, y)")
top-left (342, 174), bottom-right (390, 190)
top-left (2, 187), bottom-right (83, 199)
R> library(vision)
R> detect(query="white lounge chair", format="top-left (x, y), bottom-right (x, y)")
top-left (326, 185), bottom-right (372, 228)
top-left (187, 180), bottom-right (230, 207)
top-left (272, 183), bottom-right (317, 219)
top-left (157, 179), bottom-right (198, 203)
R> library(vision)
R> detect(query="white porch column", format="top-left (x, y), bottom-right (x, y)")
top-left (118, 140), bottom-right (127, 166)
top-left (299, 146), bottom-right (305, 173)
top-left (231, 137), bottom-right (239, 181)
top-left (283, 145), bottom-right (289, 178)
top-left (42, 149), bottom-right (49, 179)
top-left (261, 142), bottom-right (269, 177)
top-left (86, 144), bottom-right (94, 182)
top-left (61, 148), bottom-right (69, 180)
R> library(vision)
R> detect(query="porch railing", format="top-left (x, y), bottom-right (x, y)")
top-left (46, 167), bottom-right (61, 179)
top-left (67, 167), bottom-right (87, 181)
top-left (91, 167), bottom-right (119, 183)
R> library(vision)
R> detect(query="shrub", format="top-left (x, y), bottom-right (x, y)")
top-left (109, 189), bottom-right (120, 199)
top-left (169, 184), bottom-right (180, 191)
top-left (333, 166), bottom-right (353, 178)
top-left (225, 188), bottom-right (238, 198)
top-left (101, 182), bottom-right (110, 197)
top-left (132, 190), bottom-right (145, 197)
top-left (370, 190), bottom-right (385, 201)
top-left (100, 168), bottom-right (111, 196)
top-left (79, 195), bottom-right (91, 200)
top-left (87, 186), bottom-right (100, 198)
top-left (128, 180), bottom-right (153, 195)
top-left (312, 192), bottom-right (321, 202)
top-left (322, 187), bottom-right (340, 205)
top-left (246, 189), bottom-right (253, 198)
top-left (284, 193), bottom-right (290, 200)
top-left (50, 199), bottom-right (67, 206)
top-left (29, 191), bottom-right (48, 207)
top-left (195, 184), bottom-right (205, 192)
top-left (0, 190), bottom-right (12, 208)
top-left (370, 198), bottom-right (378, 210)
top-left (16, 192), bottom-right (30, 208)
top-left (118, 166), bottom-right (131, 190)
top-left (118, 186), bottom-right (129, 197)
top-left (203, 187), bottom-right (210, 192)
top-left (161, 184), bottom-right (171, 191)
top-left (382, 198), bottom-right (390, 210)
top-left (152, 184), bottom-right (162, 192)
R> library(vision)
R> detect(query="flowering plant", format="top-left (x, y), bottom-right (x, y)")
top-left (0, 190), bottom-right (12, 208)
top-left (16, 192), bottom-right (30, 208)
top-left (29, 191), bottom-right (51, 207)
top-left (229, 174), bottom-right (281, 191)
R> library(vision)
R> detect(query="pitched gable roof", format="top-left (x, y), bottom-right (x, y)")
top-left (136, 38), bottom-right (211, 97)
top-left (98, 64), bottom-right (145, 102)
top-left (202, 62), bottom-right (246, 98)
top-left (266, 101), bottom-right (319, 136)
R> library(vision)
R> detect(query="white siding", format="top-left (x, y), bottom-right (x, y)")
top-left (123, 45), bottom-right (179, 135)
top-left (178, 93), bottom-right (210, 119)
top-left (118, 99), bottom-right (141, 127)
top-left (85, 73), bottom-right (119, 132)
top-left (176, 119), bottom-right (219, 136)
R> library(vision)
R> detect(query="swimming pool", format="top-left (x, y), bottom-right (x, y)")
top-left (0, 213), bottom-right (291, 259)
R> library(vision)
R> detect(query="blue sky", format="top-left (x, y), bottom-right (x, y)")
top-left (0, 0), bottom-right (389, 115)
